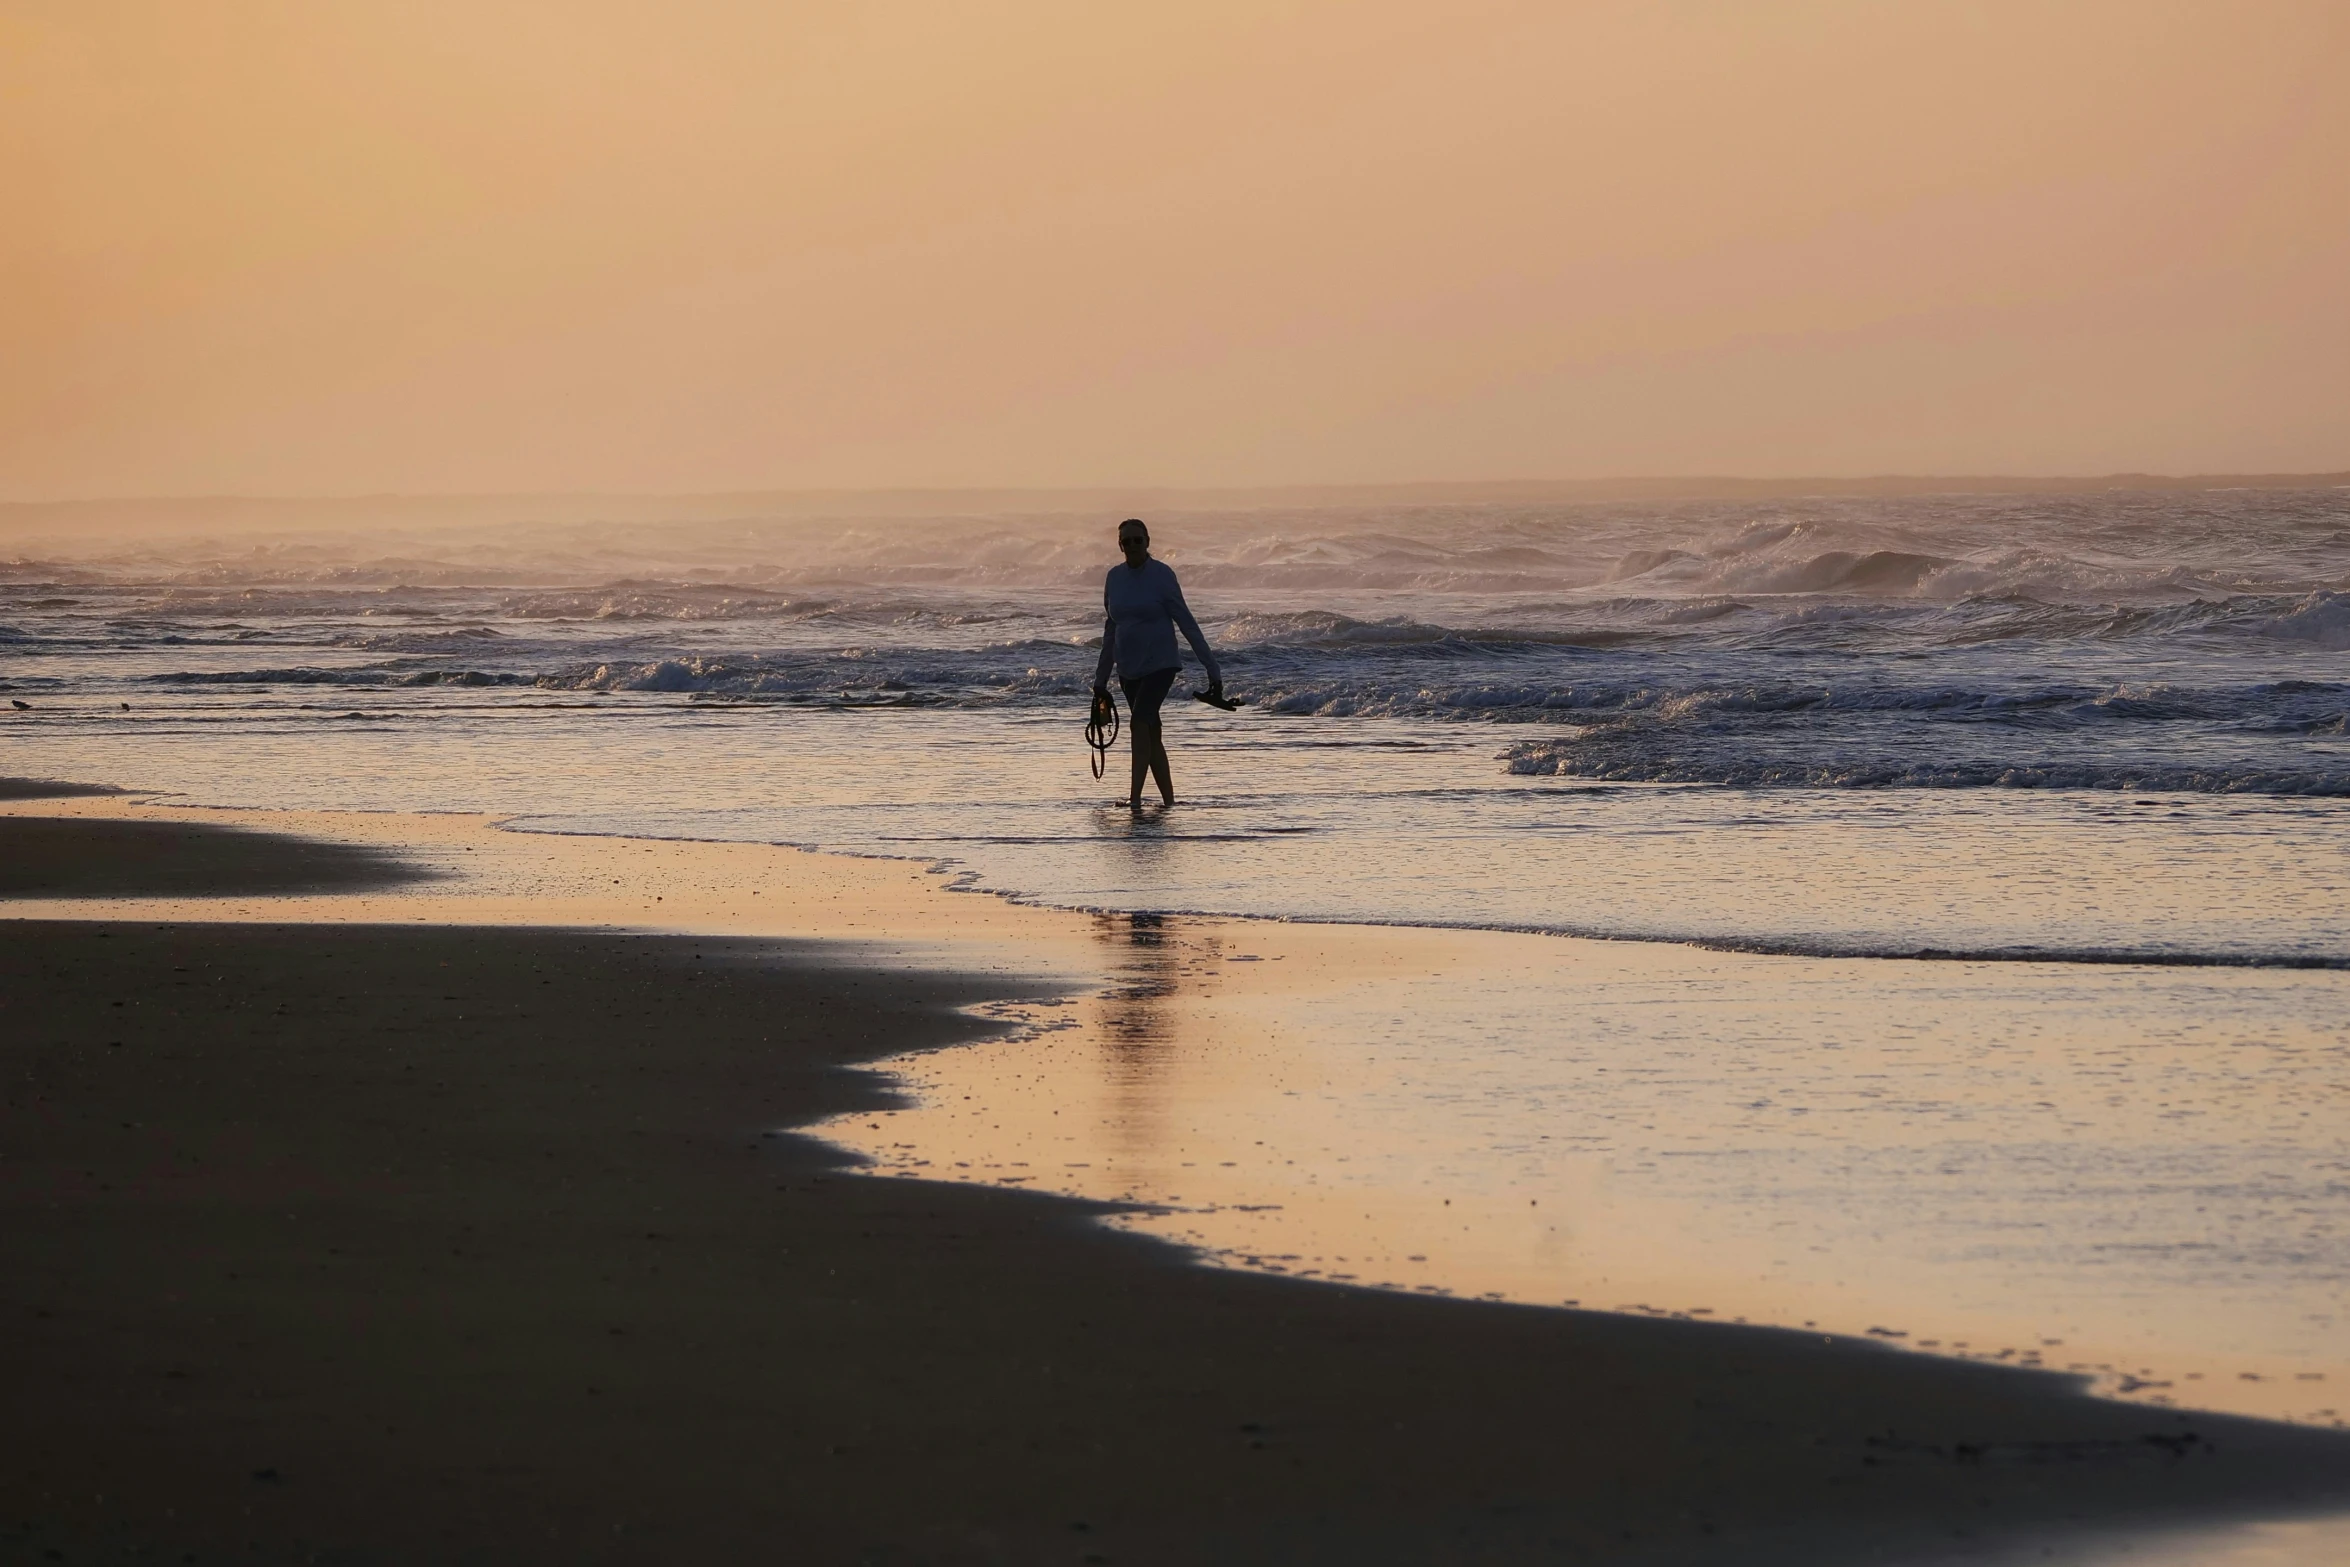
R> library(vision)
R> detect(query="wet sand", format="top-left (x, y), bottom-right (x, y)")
top-left (825, 913), bottom-right (2350, 1427)
top-left (0, 814), bottom-right (428, 900)
top-left (0, 778), bottom-right (123, 801)
top-left (4, 791), bottom-right (2348, 1563)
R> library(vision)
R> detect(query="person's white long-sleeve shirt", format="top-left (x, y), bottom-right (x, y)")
top-left (1093, 558), bottom-right (1221, 688)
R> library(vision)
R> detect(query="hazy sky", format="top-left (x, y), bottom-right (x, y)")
top-left (4, 0), bottom-right (2346, 498)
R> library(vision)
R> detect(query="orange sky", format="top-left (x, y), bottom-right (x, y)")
top-left (3, 0), bottom-right (2345, 498)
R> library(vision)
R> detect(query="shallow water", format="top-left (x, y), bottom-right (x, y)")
top-left (7, 489), bottom-right (2348, 1429)
top-left (820, 911), bottom-right (2350, 1427)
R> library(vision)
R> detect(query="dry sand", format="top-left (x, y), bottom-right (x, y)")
top-left (4, 781), bottom-right (2348, 1565)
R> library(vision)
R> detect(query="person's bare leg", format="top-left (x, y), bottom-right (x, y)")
top-left (1128, 718), bottom-right (1156, 809)
top-left (1149, 734), bottom-right (1175, 806)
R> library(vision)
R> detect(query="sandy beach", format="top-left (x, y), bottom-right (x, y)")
top-left (5, 780), bottom-right (2348, 1565)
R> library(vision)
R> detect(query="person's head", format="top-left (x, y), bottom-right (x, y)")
top-left (1117, 518), bottom-right (1150, 568)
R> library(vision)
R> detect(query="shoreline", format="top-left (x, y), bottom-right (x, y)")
top-left (6, 782), bottom-right (2350, 1562)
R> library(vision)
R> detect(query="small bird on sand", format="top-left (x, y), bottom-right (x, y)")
top-left (9, 699), bottom-right (28, 710)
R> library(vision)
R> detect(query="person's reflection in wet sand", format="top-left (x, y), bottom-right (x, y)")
top-left (1088, 912), bottom-right (1221, 1169)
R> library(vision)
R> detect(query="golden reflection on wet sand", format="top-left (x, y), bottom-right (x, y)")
top-left (830, 910), bottom-right (2350, 1431)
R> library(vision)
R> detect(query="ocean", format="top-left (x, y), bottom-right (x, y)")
top-left (8, 488), bottom-right (2349, 955)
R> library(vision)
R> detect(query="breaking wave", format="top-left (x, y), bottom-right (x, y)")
top-left (1499, 746), bottom-right (2350, 797)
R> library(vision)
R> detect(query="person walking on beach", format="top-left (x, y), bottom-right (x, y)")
top-left (1093, 518), bottom-right (1225, 810)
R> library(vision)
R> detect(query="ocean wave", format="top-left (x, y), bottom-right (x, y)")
top-left (1202, 592), bottom-right (2350, 655)
top-left (0, 560), bottom-right (109, 584)
top-left (1710, 547), bottom-right (1953, 595)
top-left (2248, 590), bottom-right (2350, 651)
top-left (1499, 742), bottom-right (2350, 796)
top-left (397, 669), bottom-right (531, 687)
top-left (499, 583), bottom-right (824, 621)
top-left (150, 664), bottom-right (528, 688)
top-left (142, 587), bottom-right (465, 617)
top-left (331, 627), bottom-right (509, 651)
top-left (1216, 610), bottom-right (1647, 651)
top-left (1652, 597), bottom-right (1752, 624)
top-left (150, 666), bottom-right (394, 686)
top-left (1255, 681), bottom-right (1592, 720)
top-left (552, 658), bottom-right (781, 693)
top-left (535, 654), bottom-right (1025, 697)
top-left (1585, 512), bottom-right (2322, 603)
top-left (1244, 674), bottom-right (2321, 726)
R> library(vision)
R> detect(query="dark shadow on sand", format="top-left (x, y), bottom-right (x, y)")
top-left (0, 776), bottom-right (127, 801)
top-left (0, 814), bottom-right (433, 899)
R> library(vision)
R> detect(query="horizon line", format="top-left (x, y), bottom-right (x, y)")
top-left (7, 468), bottom-right (2350, 514)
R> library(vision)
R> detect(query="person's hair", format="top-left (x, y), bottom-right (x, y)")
top-left (1117, 518), bottom-right (1148, 540)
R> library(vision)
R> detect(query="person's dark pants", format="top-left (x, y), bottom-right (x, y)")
top-left (1119, 667), bottom-right (1177, 728)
